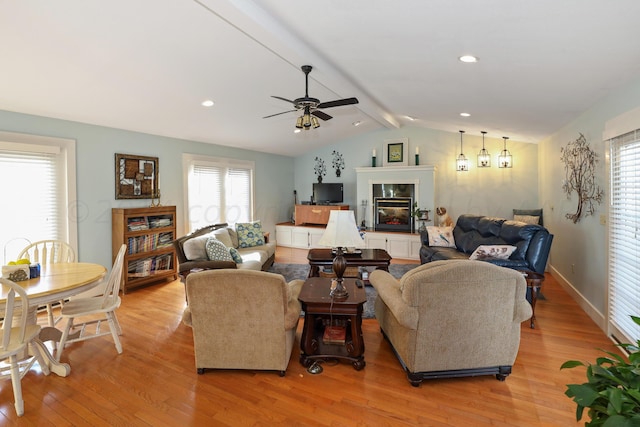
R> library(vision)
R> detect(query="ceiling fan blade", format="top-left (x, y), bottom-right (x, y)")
top-left (271, 95), bottom-right (295, 104)
top-left (317, 97), bottom-right (359, 109)
top-left (263, 109), bottom-right (297, 119)
top-left (311, 110), bottom-right (333, 121)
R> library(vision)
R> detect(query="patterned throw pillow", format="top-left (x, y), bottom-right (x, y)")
top-left (426, 226), bottom-right (456, 248)
top-left (236, 221), bottom-right (265, 248)
top-left (469, 245), bottom-right (517, 260)
top-left (205, 237), bottom-right (233, 262)
top-left (229, 247), bottom-right (243, 264)
top-left (513, 214), bottom-right (540, 225)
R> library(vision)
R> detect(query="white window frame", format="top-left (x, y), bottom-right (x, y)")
top-left (604, 107), bottom-right (640, 344)
top-left (182, 153), bottom-right (255, 233)
top-left (0, 131), bottom-right (77, 259)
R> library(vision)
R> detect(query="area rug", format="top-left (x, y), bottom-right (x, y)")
top-left (268, 263), bottom-right (418, 319)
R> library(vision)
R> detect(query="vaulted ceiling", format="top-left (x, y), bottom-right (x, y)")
top-left (2, 1), bottom-right (639, 156)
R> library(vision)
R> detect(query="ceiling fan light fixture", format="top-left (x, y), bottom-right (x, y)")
top-left (295, 116), bottom-right (303, 129)
top-left (311, 116), bottom-right (320, 129)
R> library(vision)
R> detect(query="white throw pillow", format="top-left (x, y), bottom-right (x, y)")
top-left (426, 226), bottom-right (456, 248)
top-left (182, 233), bottom-right (212, 260)
top-left (212, 228), bottom-right (234, 248)
top-left (469, 245), bottom-right (517, 260)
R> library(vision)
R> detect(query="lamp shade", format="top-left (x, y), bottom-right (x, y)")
top-left (318, 210), bottom-right (365, 248)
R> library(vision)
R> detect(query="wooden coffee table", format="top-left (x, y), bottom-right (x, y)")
top-left (298, 277), bottom-right (367, 370)
top-left (307, 248), bottom-right (392, 279)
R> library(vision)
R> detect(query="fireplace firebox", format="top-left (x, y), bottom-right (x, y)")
top-left (374, 197), bottom-right (413, 232)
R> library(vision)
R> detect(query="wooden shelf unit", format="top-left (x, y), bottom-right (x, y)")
top-left (112, 206), bottom-right (178, 293)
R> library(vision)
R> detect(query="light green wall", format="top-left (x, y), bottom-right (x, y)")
top-left (0, 110), bottom-right (295, 270)
top-left (540, 74), bottom-right (640, 320)
top-left (294, 126), bottom-right (539, 222)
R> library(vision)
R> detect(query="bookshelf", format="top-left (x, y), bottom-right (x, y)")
top-left (112, 206), bottom-right (178, 293)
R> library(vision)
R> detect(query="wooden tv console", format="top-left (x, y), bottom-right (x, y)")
top-left (294, 204), bottom-right (349, 226)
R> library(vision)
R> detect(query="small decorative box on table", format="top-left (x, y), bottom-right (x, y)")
top-left (298, 277), bottom-right (367, 370)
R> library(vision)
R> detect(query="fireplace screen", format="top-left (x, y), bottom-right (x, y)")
top-left (374, 197), bottom-right (412, 232)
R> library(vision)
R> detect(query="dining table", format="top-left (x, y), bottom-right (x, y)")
top-left (0, 262), bottom-right (107, 377)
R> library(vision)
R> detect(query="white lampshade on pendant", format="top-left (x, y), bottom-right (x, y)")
top-left (498, 136), bottom-right (513, 168)
top-left (477, 131), bottom-right (491, 167)
top-left (456, 130), bottom-right (469, 172)
top-left (318, 210), bottom-right (365, 299)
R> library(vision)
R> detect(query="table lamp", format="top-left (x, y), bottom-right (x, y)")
top-left (318, 210), bottom-right (365, 299)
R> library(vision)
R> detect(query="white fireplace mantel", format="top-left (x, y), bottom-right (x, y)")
top-left (355, 165), bottom-right (436, 228)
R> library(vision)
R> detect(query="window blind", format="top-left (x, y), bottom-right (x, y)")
top-left (0, 149), bottom-right (60, 260)
top-left (186, 157), bottom-right (253, 232)
top-left (608, 129), bottom-right (640, 343)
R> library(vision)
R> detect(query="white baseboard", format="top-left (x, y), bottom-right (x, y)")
top-left (548, 264), bottom-right (606, 332)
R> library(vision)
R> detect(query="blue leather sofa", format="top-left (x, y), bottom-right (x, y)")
top-left (419, 214), bottom-right (553, 274)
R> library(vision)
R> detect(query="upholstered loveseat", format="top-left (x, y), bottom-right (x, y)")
top-left (419, 214), bottom-right (553, 274)
top-left (173, 222), bottom-right (275, 278)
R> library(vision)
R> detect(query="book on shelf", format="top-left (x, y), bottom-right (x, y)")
top-left (323, 325), bottom-right (346, 345)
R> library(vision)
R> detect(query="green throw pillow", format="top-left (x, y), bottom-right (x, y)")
top-left (205, 237), bottom-right (233, 262)
top-left (229, 247), bottom-right (243, 263)
top-left (235, 221), bottom-right (265, 248)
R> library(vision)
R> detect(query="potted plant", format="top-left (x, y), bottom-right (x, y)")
top-left (561, 315), bottom-right (640, 426)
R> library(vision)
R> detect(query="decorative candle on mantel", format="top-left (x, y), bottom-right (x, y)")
top-left (415, 146), bottom-right (420, 166)
top-left (372, 149), bottom-right (377, 167)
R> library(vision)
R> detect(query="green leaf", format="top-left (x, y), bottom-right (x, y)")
top-left (567, 384), bottom-right (600, 406)
top-left (562, 360), bottom-right (586, 369)
top-left (607, 387), bottom-right (623, 413)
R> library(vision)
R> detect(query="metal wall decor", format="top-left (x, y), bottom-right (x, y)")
top-left (115, 153), bottom-right (158, 199)
top-left (560, 133), bottom-right (603, 223)
top-left (332, 150), bottom-right (345, 177)
top-left (314, 157), bottom-right (326, 183)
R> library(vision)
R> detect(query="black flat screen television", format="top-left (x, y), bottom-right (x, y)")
top-left (313, 183), bottom-right (343, 204)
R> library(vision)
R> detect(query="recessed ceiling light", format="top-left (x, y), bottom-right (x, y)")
top-left (459, 55), bottom-right (478, 63)
top-left (460, 112), bottom-right (471, 117)
top-left (405, 116), bottom-right (415, 121)
top-left (352, 121), bottom-right (362, 127)
top-left (294, 128), bottom-right (301, 133)
top-left (201, 100), bottom-right (215, 107)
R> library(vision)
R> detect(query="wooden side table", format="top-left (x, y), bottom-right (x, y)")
top-left (298, 278), bottom-right (367, 370)
top-left (519, 270), bottom-right (545, 328)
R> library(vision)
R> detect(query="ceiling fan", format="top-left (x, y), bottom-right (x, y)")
top-left (263, 65), bottom-right (359, 129)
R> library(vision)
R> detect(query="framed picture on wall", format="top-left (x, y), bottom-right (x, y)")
top-left (115, 153), bottom-right (158, 199)
top-left (383, 138), bottom-right (408, 166)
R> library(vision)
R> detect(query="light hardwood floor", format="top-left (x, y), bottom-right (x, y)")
top-left (0, 247), bottom-right (619, 426)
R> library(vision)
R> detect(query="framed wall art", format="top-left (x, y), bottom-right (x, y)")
top-left (115, 153), bottom-right (158, 199)
top-left (383, 138), bottom-right (408, 166)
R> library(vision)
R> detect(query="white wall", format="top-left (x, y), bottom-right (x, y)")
top-left (294, 126), bottom-right (539, 224)
top-left (539, 73), bottom-right (640, 328)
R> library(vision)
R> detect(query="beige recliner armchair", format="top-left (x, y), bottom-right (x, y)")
top-left (183, 269), bottom-right (304, 376)
top-left (370, 260), bottom-right (532, 386)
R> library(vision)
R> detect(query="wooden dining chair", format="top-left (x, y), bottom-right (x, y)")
top-left (0, 278), bottom-right (51, 416)
top-left (55, 244), bottom-right (126, 361)
top-left (18, 240), bottom-right (76, 327)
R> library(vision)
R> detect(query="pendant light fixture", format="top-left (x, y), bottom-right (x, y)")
top-left (477, 131), bottom-right (491, 167)
top-left (456, 130), bottom-right (469, 171)
top-left (498, 136), bottom-right (513, 168)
